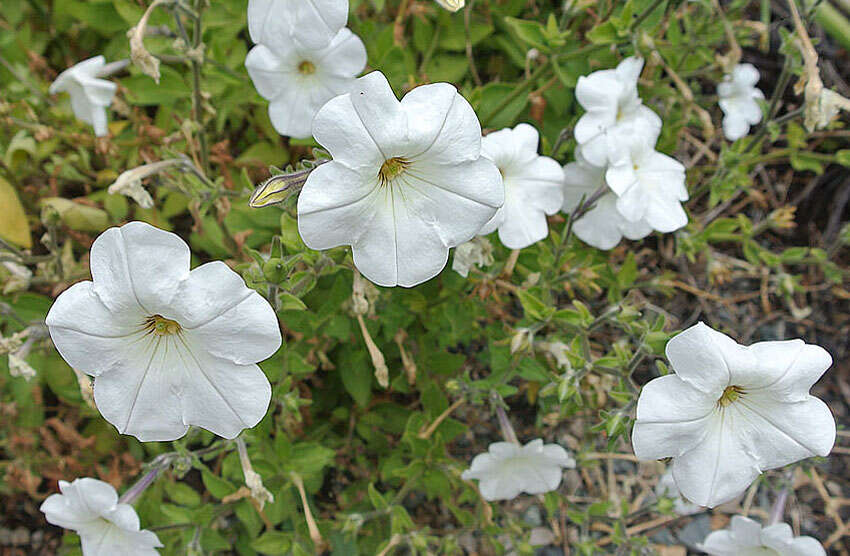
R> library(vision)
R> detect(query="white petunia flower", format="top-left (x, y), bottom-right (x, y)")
top-left (562, 147), bottom-right (651, 250)
top-left (248, 0), bottom-right (348, 51)
top-left (603, 135), bottom-right (689, 234)
top-left (49, 56), bottom-right (117, 137)
top-left (245, 28), bottom-right (367, 139)
top-left (297, 71), bottom-right (503, 287)
top-left (476, 124), bottom-right (564, 249)
top-left (655, 468), bottom-right (701, 516)
top-left (461, 439), bottom-right (576, 501)
top-left (45, 222), bottom-right (281, 441)
top-left (452, 236), bottom-right (494, 277)
top-left (718, 63), bottom-right (765, 141)
top-left (699, 515), bottom-right (826, 556)
top-left (434, 0), bottom-right (465, 11)
top-left (574, 57), bottom-right (662, 167)
top-left (40, 477), bottom-right (162, 556)
top-left (632, 322), bottom-right (836, 508)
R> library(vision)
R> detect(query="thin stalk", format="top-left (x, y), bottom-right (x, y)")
top-left (768, 488), bottom-right (789, 525)
top-left (190, 0), bottom-right (209, 175)
top-left (464, 0), bottom-right (482, 86)
top-left (495, 403), bottom-right (519, 444)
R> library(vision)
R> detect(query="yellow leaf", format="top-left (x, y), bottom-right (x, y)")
top-left (0, 176), bottom-right (32, 248)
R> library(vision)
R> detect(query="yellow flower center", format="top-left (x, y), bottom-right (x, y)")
top-left (378, 157), bottom-right (409, 185)
top-left (717, 385), bottom-right (744, 407)
top-left (144, 315), bottom-right (182, 336)
top-left (298, 60), bottom-right (316, 75)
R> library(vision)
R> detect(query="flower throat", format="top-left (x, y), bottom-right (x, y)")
top-left (144, 315), bottom-right (182, 336)
top-left (378, 157), bottom-right (409, 185)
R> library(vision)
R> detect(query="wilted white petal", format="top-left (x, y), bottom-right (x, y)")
top-left (452, 236), bottom-right (494, 277)
top-left (2, 261), bottom-right (32, 294)
top-left (8, 353), bottom-right (36, 381)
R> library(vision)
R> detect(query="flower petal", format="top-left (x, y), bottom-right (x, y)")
top-left (733, 63), bottom-right (760, 88)
top-left (402, 82), bottom-right (482, 164)
top-left (512, 122), bottom-right (543, 154)
top-left (268, 87), bottom-right (314, 139)
top-left (730, 515), bottom-right (766, 546)
top-left (90, 222), bottom-right (190, 316)
top-left (632, 374), bottom-right (715, 460)
top-left (46, 281), bottom-right (142, 376)
top-left (572, 195), bottom-right (627, 250)
top-left (402, 163), bottom-right (502, 247)
top-left (41, 478), bottom-right (117, 530)
top-left (575, 70), bottom-right (620, 112)
top-left (317, 28), bottom-right (367, 76)
top-left (93, 334), bottom-right (272, 441)
top-left (174, 261), bottom-right (281, 364)
top-left (741, 340), bottom-right (832, 402)
top-left (103, 504), bottom-right (141, 531)
top-left (698, 530), bottom-right (741, 555)
top-left (409, 157), bottom-right (504, 213)
top-left (248, 0), bottom-right (347, 51)
top-left (349, 72), bottom-right (409, 157)
top-left (176, 352), bottom-right (272, 440)
top-left (298, 161), bottom-right (381, 249)
top-left (79, 521), bottom-right (162, 556)
top-left (312, 93), bottom-right (384, 172)
top-left (92, 336), bottom-right (191, 441)
top-left (722, 112), bottom-right (750, 141)
top-left (245, 44), bottom-right (296, 100)
top-left (615, 56), bottom-right (644, 86)
top-left (785, 537), bottom-right (827, 556)
top-left (496, 193), bottom-right (551, 249)
top-left (672, 407), bottom-right (762, 508)
top-left (735, 395), bottom-right (835, 468)
top-left (665, 322), bottom-right (754, 397)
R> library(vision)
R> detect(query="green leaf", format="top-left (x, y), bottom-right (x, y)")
top-left (586, 21), bottom-right (619, 44)
top-left (516, 289), bottom-right (553, 321)
top-left (616, 252), bottom-right (638, 288)
top-left (41, 197), bottom-right (110, 233)
top-left (201, 470), bottom-right (236, 500)
top-left (789, 151), bottom-right (824, 175)
top-left (251, 531), bottom-right (293, 555)
top-left (504, 17), bottom-right (550, 52)
top-left (340, 349), bottom-right (373, 407)
top-left (0, 176), bottom-right (31, 247)
top-left (124, 65), bottom-right (190, 106)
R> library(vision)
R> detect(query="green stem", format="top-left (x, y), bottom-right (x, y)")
top-left (190, 0), bottom-right (210, 175)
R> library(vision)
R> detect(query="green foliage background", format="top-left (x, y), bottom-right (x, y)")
top-left (1, 0), bottom-right (849, 554)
